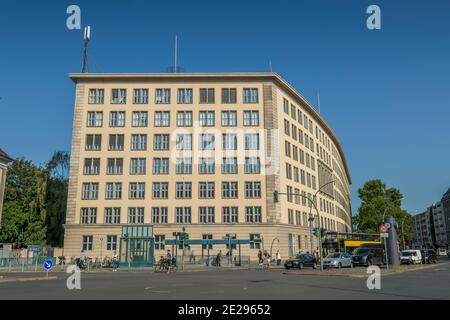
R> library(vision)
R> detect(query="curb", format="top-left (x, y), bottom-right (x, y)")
top-left (0, 276), bottom-right (58, 283)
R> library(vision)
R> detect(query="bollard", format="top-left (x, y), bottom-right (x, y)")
top-left (128, 261), bottom-right (131, 272)
top-left (34, 259), bottom-right (38, 272)
top-left (8, 259), bottom-right (11, 272)
top-left (22, 260), bottom-right (25, 272)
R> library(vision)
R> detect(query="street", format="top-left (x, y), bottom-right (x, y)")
top-left (0, 259), bottom-right (449, 300)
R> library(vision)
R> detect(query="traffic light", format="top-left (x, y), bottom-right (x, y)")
top-left (313, 228), bottom-right (327, 238)
top-left (273, 191), bottom-right (279, 203)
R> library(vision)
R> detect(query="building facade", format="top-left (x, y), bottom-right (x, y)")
top-left (63, 73), bottom-right (352, 261)
top-left (0, 148), bottom-right (13, 226)
top-left (441, 189), bottom-right (450, 248)
top-left (412, 200), bottom-right (449, 249)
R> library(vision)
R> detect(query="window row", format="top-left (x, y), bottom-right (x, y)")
top-left (85, 133), bottom-right (261, 151)
top-left (89, 88), bottom-right (259, 105)
top-left (83, 157), bottom-right (261, 175)
top-left (80, 206), bottom-right (263, 224)
top-left (81, 181), bottom-right (263, 200)
top-left (87, 110), bottom-right (260, 128)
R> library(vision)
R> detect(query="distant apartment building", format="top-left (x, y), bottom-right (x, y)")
top-left (413, 197), bottom-right (450, 249)
top-left (441, 188), bottom-right (450, 246)
top-left (0, 148), bottom-right (13, 226)
top-left (63, 73), bottom-right (352, 262)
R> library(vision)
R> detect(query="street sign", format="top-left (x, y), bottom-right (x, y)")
top-left (380, 233), bottom-right (389, 238)
top-left (43, 259), bottom-right (53, 270)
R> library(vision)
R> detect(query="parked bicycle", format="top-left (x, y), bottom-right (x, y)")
top-left (154, 256), bottom-right (177, 273)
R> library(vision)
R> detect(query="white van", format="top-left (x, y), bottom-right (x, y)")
top-left (400, 250), bottom-right (422, 264)
top-left (437, 248), bottom-right (447, 256)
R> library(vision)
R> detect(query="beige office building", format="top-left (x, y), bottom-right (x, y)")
top-left (63, 73), bottom-right (351, 262)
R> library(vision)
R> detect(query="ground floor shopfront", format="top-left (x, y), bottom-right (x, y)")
top-left (63, 223), bottom-right (320, 264)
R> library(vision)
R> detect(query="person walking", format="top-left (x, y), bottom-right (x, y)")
top-left (190, 249), bottom-right (196, 264)
top-left (276, 251), bottom-right (282, 266)
top-left (112, 250), bottom-right (118, 271)
top-left (216, 250), bottom-right (222, 267)
top-left (257, 249), bottom-right (263, 265)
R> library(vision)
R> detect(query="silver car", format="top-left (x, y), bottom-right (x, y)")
top-left (323, 252), bottom-right (353, 269)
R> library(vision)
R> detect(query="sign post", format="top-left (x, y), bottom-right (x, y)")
top-left (380, 223), bottom-right (390, 270)
top-left (43, 259), bottom-right (53, 277)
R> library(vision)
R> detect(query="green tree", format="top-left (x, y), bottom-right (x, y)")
top-left (353, 179), bottom-right (413, 245)
top-left (0, 159), bottom-right (47, 247)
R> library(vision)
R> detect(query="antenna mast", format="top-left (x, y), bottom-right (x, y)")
top-left (174, 35), bottom-right (178, 73)
top-left (82, 26), bottom-right (91, 73)
top-left (317, 93), bottom-right (321, 114)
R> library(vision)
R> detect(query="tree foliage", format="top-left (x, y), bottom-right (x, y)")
top-left (0, 151), bottom-right (69, 248)
top-left (353, 179), bottom-right (413, 243)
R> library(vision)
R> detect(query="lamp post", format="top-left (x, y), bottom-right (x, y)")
top-left (308, 214), bottom-right (315, 253)
top-left (401, 216), bottom-right (409, 250)
top-left (99, 237), bottom-right (104, 266)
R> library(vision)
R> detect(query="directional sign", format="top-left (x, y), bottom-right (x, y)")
top-left (43, 259), bottom-right (53, 270)
top-left (380, 233), bottom-right (389, 238)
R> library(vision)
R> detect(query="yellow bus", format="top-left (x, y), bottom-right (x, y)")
top-left (343, 240), bottom-right (382, 254)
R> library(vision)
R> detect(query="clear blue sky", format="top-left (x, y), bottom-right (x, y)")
top-left (1, 0), bottom-right (449, 214)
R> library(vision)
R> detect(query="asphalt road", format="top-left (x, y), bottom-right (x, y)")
top-left (1, 259), bottom-right (449, 300)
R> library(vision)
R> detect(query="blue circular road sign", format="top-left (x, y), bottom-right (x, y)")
top-left (43, 259), bottom-right (53, 270)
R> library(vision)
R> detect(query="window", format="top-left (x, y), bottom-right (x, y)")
top-left (202, 234), bottom-right (213, 250)
top-left (221, 111), bottom-right (237, 126)
top-left (153, 158), bottom-right (169, 175)
top-left (175, 158), bottom-right (192, 174)
top-left (199, 111), bottom-right (215, 126)
top-left (82, 235), bottom-right (93, 251)
top-left (199, 182), bottom-right (215, 199)
top-left (243, 111), bottom-right (259, 126)
top-left (105, 183), bottom-right (122, 200)
top-left (176, 182), bottom-right (192, 199)
top-left (154, 134), bottom-right (170, 150)
top-left (284, 119), bottom-right (290, 135)
top-left (199, 158), bottom-right (215, 174)
top-left (283, 98), bottom-right (289, 115)
top-left (222, 157), bottom-right (238, 174)
top-left (83, 158), bottom-right (100, 175)
top-left (177, 88), bottom-right (193, 104)
top-left (89, 89), bottom-right (104, 104)
top-left (129, 182), bottom-right (145, 199)
top-left (175, 207), bottom-right (191, 224)
top-left (293, 167), bottom-right (299, 182)
top-left (152, 182), bottom-right (169, 199)
top-left (104, 208), bottom-right (120, 224)
top-left (250, 234), bottom-right (261, 249)
top-left (199, 207), bottom-right (215, 223)
top-left (110, 111), bottom-right (125, 127)
top-left (80, 208), bottom-right (97, 224)
top-left (81, 183), bottom-right (99, 200)
top-left (286, 163), bottom-right (292, 180)
top-left (199, 134), bottom-right (215, 150)
top-left (111, 89), bottom-right (126, 104)
top-left (132, 111), bottom-right (148, 127)
top-left (244, 134), bottom-right (259, 150)
top-left (296, 211), bottom-right (302, 225)
top-left (300, 169), bottom-right (306, 185)
top-left (285, 141), bottom-right (291, 157)
top-left (177, 111), bottom-right (193, 127)
top-left (287, 186), bottom-right (293, 202)
top-left (288, 209), bottom-right (294, 224)
top-left (243, 88), bottom-right (258, 104)
top-left (245, 182), bottom-right (261, 198)
top-left (108, 134), bottom-right (124, 151)
top-left (85, 134), bottom-right (102, 151)
top-left (133, 89), bottom-right (148, 104)
top-left (106, 235), bottom-right (117, 251)
top-left (292, 146), bottom-right (298, 161)
top-left (175, 134), bottom-right (192, 151)
top-left (246, 207), bottom-right (262, 223)
top-left (244, 157), bottom-right (260, 174)
top-left (152, 207), bottom-right (168, 224)
top-left (128, 207), bottom-right (144, 224)
top-left (131, 134), bottom-right (147, 151)
top-left (87, 112), bottom-right (103, 127)
top-left (291, 105), bottom-right (296, 120)
top-left (222, 134), bottom-right (237, 150)
top-left (154, 235), bottom-right (165, 250)
top-left (223, 207), bottom-right (238, 223)
top-left (292, 125), bottom-right (298, 141)
top-left (154, 111), bottom-right (170, 127)
top-left (199, 88), bottom-right (215, 104)
top-left (221, 88), bottom-right (237, 104)
top-left (106, 158), bottom-right (123, 175)
top-left (130, 158), bottom-right (146, 175)
top-left (155, 88), bottom-right (171, 104)
top-left (222, 182), bottom-right (238, 198)
top-left (299, 129), bottom-right (304, 144)
top-left (298, 110), bottom-right (303, 125)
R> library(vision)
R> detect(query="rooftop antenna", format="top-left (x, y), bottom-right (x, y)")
top-left (81, 26), bottom-right (91, 73)
top-left (174, 35), bottom-right (178, 73)
top-left (269, 60), bottom-right (273, 72)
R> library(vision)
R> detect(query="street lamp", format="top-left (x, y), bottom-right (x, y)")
top-left (401, 216), bottom-right (409, 250)
top-left (308, 214), bottom-right (315, 253)
top-left (99, 237), bottom-right (104, 266)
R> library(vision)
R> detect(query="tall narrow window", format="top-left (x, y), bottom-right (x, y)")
top-left (111, 89), bottom-right (126, 104)
top-left (177, 88), bottom-right (193, 104)
top-left (89, 89), bottom-right (104, 104)
top-left (155, 88), bottom-right (171, 104)
top-left (221, 88), bottom-right (237, 104)
top-left (243, 88), bottom-right (259, 104)
top-left (133, 89), bottom-right (148, 104)
top-left (199, 88), bottom-right (215, 104)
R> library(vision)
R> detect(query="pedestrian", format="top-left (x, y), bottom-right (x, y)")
top-left (112, 250), bottom-right (118, 271)
top-left (257, 249), bottom-right (263, 265)
top-left (263, 250), bottom-right (270, 269)
top-left (216, 250), bottom-right (222, 267)
top-left (276, 251), bottom-right (282, 266)
top-left (190, 249), bottom-right (195, 264)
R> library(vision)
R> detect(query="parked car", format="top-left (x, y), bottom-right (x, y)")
top-left (352, 247), bottom-right (385, 266)
top-left (400, 249), bottom-right (422, 264)
top-left (323, 252), bottom-right (353, 269)
top-left (420, 249), bottom-right (437, 264)
top-left (437, 248), bottom-right (447, 256)
top-left (284, 253), bottom-right (318, 270)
